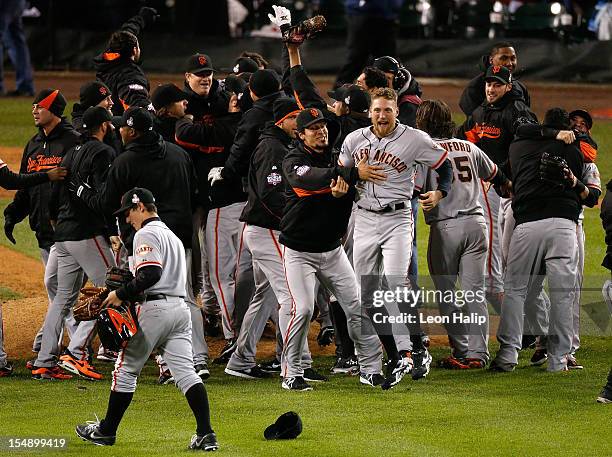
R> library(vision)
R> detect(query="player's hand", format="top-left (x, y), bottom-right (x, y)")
top-left (565, 168), bottom-right (578, 188)
top-left (4, 216), bottom-right (16, 244)
top-left (419, 190), bottom-right (443, 211)
top-left (102, 290), bottom-right (123, 308)
top-left (268, 4), bottom-right (292, 28)
top-left (47, 167), bottom-right (67, 181)
top-left (183, 114), bottom-right (194, 121)
top-left (208, 167), bottom-right (224, 185)
top-left (356, 157), bottom-right (387, 184)
top-left (330, 176), bottom-right (349, 198)
top-left (228, 93), bottom-right (240, 113)
top-left (556, 130), bottom-right (576, 144)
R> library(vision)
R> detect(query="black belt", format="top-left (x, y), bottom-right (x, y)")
top-left (145, 294), bottom-right (184, 301)
top-left (364, 202), bottom-right (407, 213)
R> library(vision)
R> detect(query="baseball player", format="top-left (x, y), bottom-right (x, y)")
top-left (491, 108), bottom-right (597, 372)
top-left (0, 159), bottom-right (67, 378)
top-left (414, 100), bottom-right (511, 369)
top-left (459, 42), bottom-right (530, 116)
top-left (31, 107), bottom-right (118, 381)
top-left (340, 88), bottom-right (452, 389)
top-left (94, 7), bottom-right (158, 115)
top-left (3, 89), bottom-right (81, 379)
top-left (279, 107), bottom-right (390, 390)
top-left (75, 188), bottom-right (218, 451)
top-left (356, 67), bottom-right (389, 92)
top-left (458, 65), bottom-right (537, 313)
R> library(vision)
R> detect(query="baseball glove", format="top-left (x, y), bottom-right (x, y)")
top-left (105, 267), bottom-right (134, 291)
top-left (73, 286), bottom-right (109, 321)
top-left (539, 152), bottom-right (571, 188)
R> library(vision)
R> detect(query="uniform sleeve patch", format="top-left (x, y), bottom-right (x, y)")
top-left (136, 244), bottom-right (153, 256)
top-left (295, 165), bottom-right (310, 176)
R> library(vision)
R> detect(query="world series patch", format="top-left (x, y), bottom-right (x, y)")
top-left (267, 172), bottom-right (282, 186)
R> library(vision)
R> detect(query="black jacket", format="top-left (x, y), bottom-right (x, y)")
top-left (184, 79), bottom-right (231, 123)
top-left (93, 15), bottom-right (151, 116)
top-left (280, 119), bottom-right (359, 253)
top-left (509, 135), bottom-right (583, 226)
top-left (50, 137), bottom-right (114, 241)
top-left (153, 115), bottom-right (179, 144)
top-left (70, 103), bottom-right (122, 155)
top-left (0, 159), bottom-right (49, 190)
top-left (601, 179), bottom-right (612, 271)
top-left (397, 77), bottom-right (423, 128)
top-left (4, 120), bottom-right (80, 248)
top-left (457, 91), bottom-right (537, 177)
top-left (240, 124), bottom-right (293, 230)
top-left (221, 91), bottom-right (283, 181)
top-left (459, 56), bottom-right (531, 116)
top-left (80, 131), bottom-right (198, 250)
top-left (175, 113), bottom-right (244, 209)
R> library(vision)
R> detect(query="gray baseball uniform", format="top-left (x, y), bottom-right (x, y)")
top-left (339, 124), bottom-right (447, 348)
top-left (112, 219), bottom-right (202, 394)
top-left (415, 137), bottom-right (496, 362)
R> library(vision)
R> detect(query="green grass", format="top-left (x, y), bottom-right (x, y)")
top-left (0, 342), bottom-right (610, 456)
top-left (1, 99), bottom-right (611, 456)
top-left (0, 285), bottom-right (22, 301)
top-left (0, 198), bottom-right (41, 260)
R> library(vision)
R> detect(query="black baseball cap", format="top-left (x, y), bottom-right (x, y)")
top-left (79, 81), bottom-right (111, 108)
top-left (264, 412), bottom-right (303, 440)
top-left (82, 106), bottom-right (112, 129)
top-left (113, 187), bottom-right (156, 216)
top-left (569, 109), bottom-right (593, 129)
top-left (151, 84), bottom-right (187, 110)
top-left (186, 53), bottom-right (216, 74)
top-left (327, 84), bottom-right (370, 114)
top-left (484, 65), bottom-right (512, 84)
top-left (297, 108), bottom-right (327, 131)
top-left (372, 56), bottom-right (401, 75)
top-left (120, 107), bottom-right (153, 132)
top-left (226, 57), bottom-right (259, 75)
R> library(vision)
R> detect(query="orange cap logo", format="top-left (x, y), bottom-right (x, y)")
top-left (198, 55), bottom-right (207, 66)
top-left (99, 87), bottom-right (108, 95)
top-left (310, 108), bottom-right (318, 118)
top-left (492, 66), bottom-right (501, 74)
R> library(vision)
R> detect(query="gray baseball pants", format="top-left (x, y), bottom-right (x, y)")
top-left (478, 182), bottom-right (504, 296)
top-left (427, 215), bottom-right (489, 362)
top-left (280, 245), bottom-right (382, 378)
top-left (495, 218), bottom-right (578, 371)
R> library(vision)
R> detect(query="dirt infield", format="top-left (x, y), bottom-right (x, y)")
top-left (0, 70), bottom-right (603, 360)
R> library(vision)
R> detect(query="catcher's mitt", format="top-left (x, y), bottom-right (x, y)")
top-left (73, 286), bottom-right (109, 321)
top-left (539, 152), bottom-right (571, 188)
top-left (281, 15), bottom-right (327, 44)
top-left (106, 267), bottom-right (134, 290)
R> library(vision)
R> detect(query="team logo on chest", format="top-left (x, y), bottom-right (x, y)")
top-left (267, 171), bottom-right (282, 186)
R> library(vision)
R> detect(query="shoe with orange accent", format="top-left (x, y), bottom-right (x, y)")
top-left (438, 356), bottom-right (469, 370)
top-left (32, 365), bottom-right (73, 380)
top-left (464, 358), bottom-right (486, 369)
top-left (59, 352), bottom-right (103, 381)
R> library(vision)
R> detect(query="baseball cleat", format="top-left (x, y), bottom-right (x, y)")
top-left (32, 365), bottom-right (73, 380)
top-left (75, 417), bottom-right (116, 446)
top-left (303, 368), bottom-right (328, 382)
top-left (158, 369), bottom-right (175, 385)
top-left (0, 362), bottom-right (14, 377)
top-left (381, 358), bottom-right (411, 390)
top-left (489, 359), bottom-right (515, 372)
top-left (59, 352), bottom-right (103, 380)
top-left (25, 359), bottom-right (35, 370)
top-left (96, 349), bottom-right (118, 362)
top-left (530, 349), bottom-right (548, 366)
top-left (224, 366), bottom-right (271, 380)
top-left (330, 356), bottom-right (359, 374)
top-left (411, 349), bottom-right (432, 380)
top-left (596, 386), bottom-right (612, 404)
top-left (258, 358), bottom-right (281, 373)
top-left (421, 334), bottom-right (431, 348)
top-left (359, 372), bottom-right (385, 387)
top-left (189, 432), bottom-right (219, 451)
top-left (213, 340), bottom-right (236, 364)
top-left (195, 363), bottom-right (211, 381)
top-left (464, 358), bottom-right (486, 369)
top-left (567, 358), bottom-right (583, 370)
top-left (438, 356), bottom-right (470, 370)
top-left (282, 376), bottom-right (313, 391)
top-left (316, 326), bottom-right (335, 346)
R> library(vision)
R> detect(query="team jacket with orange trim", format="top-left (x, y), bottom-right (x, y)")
top-left (0, 158), bottom-right (50, 190)
top-left (509, 136), bottom-right (587, 226)
top-left (221, 90), bottom-right (283, 182)
top-left (175, 112), bottom-right (244, 209)
top-left (600, 179), bottom-right (612, 270)
top-left (515, 123), bottom-right (599, 164)
top-left (457, 91), bottom-right (537, 176)
top-left (183, 79), bottom-right (232, 123)
top-left (49, 137), bottom-right (115, 242)
top-left (93, 14), bottom-right (152, 116)
top-left (280, 140), bottom-right (359, 253)
top-left (240, 124), bottom-right (293, 230)
top-left (4, 120), bottom-right (80, 249)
